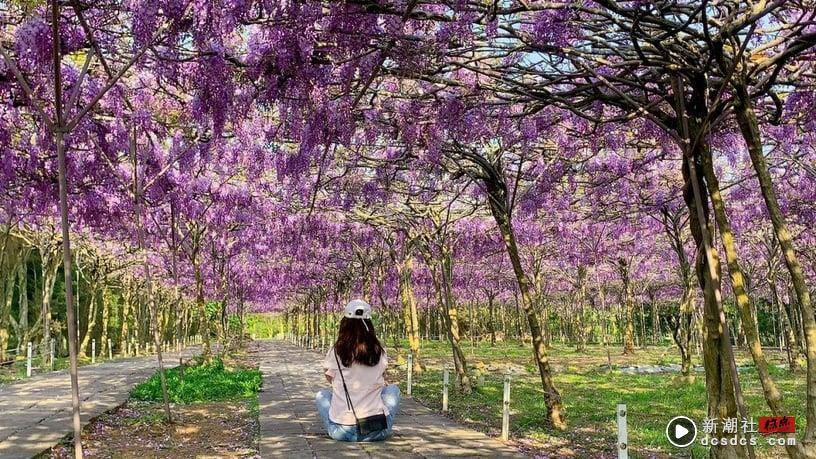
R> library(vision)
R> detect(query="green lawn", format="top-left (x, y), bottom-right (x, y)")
top-left (131, 356), bottom-right (262, 403)
top-left (385, 339), bottom-right (805, 458)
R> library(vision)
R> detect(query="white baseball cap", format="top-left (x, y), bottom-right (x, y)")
top-left (343, 299), bottom-right (372, 319)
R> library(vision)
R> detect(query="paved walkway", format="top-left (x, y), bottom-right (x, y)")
top-left (0, 347), bottom-right (199, 459)
top-left (255, 340), bottom-right (526, 458)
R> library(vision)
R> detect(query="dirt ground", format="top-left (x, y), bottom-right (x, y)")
top-left (44, 399), bottom-right (259, 459)
top-left (41, 350), bottom-right (261, 459)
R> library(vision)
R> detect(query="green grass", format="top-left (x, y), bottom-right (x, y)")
top-left (131, 357), bottom-right (262, 404)
top-left (387, 338), bottom-right (805, 457)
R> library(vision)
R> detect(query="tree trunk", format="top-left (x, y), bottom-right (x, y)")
top-left (0, 252), bottom-right (16, 361)
top-left (674, 74), bottom-right (747, 458)
top-left (487, 292), bottom-right (496, 346)
top-left (40, 247), bottom-right (58, 365)
top-left (486, 188), bottom-right (565, 429)
top-left (701, 148), bottom-right (790, 426)
top-left (79, 284), bottom-right (99, 358)
top-left (8, 262), bottom-right (24, 351)
top-left (678, 281), bottom-right (695, 377)
top-left (422, 247), bottom-right (471, 392)
top-left (130, 128), bottom-right (172, 421)
top-left (56, 126), bottom-right (84, 459)
top-left (650, 292), bottom-right (659, 345)
top-left (119, 285), bottom-right (131, 356)
top-left (639, 299), bottom-right (647, 349)
top-left (100, 287), bottom-right (111, 358)
top-left (734, 91), bottom-right (816, 454)
top-left (0, 228), bottom-right (17, 361)
top-left (194, 255), bottom-right (212, 361)
top-left (401, 257), bottom-right (424, 372)
top-left (439, 248), bottom-right (473, 392)
top-left (19, 253), bottom-right (31, 346)
top-left (619, 259), bottom-right (636, 355)
top-left (575, 266), bottom-right (587, 353)
top-left (771, 281), bottom-right (799, 372)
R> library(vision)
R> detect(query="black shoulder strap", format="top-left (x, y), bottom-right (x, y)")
top-left (333, 349), bottom-right (359, 423)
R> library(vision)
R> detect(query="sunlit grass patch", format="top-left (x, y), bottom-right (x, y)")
top-left (391, 339), bottom-right (804, 457)
top-left (131, 357), bottom-right (261, 404)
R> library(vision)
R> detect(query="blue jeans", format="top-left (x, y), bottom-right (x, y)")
top-left (315, 384), bottom-right (400, 442)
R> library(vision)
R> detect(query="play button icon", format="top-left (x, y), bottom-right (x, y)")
top-left (666, 416), bottom-right (697, 447)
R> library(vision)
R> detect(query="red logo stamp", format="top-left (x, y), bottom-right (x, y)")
top-left (758, 416), bottom-right (796, 434)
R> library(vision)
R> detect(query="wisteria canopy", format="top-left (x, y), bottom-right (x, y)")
top-left (1, 1), bottom-right (815, 458)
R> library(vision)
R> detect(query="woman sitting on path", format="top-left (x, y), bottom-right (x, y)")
top-left (315, 299), bottom-right (401, 442)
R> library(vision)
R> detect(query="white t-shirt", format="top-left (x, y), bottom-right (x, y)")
top-left (323, 347), bottom-right (388, 425)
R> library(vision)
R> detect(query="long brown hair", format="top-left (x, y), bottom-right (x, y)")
top-left (334, 317), bottom-right (383, 367)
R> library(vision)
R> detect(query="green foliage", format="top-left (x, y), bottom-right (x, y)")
top-left (245, 313), bottom-right (286, 339)
top-left (131, 358), bottom-right (261, 404)
top-left (205, 301), bottom-right (221, 320)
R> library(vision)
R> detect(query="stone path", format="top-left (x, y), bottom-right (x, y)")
top-left (0, 347), bottom-right (199, 459)
top-left (255, 340), bottom-right (526, 458)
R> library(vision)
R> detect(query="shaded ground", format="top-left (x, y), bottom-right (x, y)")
top-left (40, 346), bottom-right (259, 459)
top-left (43, 399), bottom-right (258, 459)
top-left (0, 347), bottom-right (199, 459)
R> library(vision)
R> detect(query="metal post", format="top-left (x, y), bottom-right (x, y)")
top-left (407, 354), bottom-right (413, 397)
top-left (617, 404), bottom-right (629, 459)
top-left (26, 342), bottom-right (33, 377)
top-left (501, 372), bottom-right (511, 441)
top-left (108, 339), bottom-right (113, 360)
top-left (443, 365), bottom-right (450, 412)
top-left (92, 339), bottom-right (96, 364)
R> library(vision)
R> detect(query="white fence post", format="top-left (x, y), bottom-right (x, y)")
top-left (26, 342), bottom-right (32, 377)
top-left (442, 365), bottom-right (450, 412)
top-left (108, 339), bottom-right (113, 360)
top-left (407, 354), bottom-right (413, 397)
top-left (617, 404), bottom-right (629, 459)
top-left (92, 339), bottom-right (96, 364)
top-left (501, 372), bottom-right (511, 441)
top-left (50, 340), bottom-right (55, 371)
